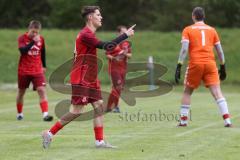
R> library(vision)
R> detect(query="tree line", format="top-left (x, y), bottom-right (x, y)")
top-left (0, 0), bottom-right (239, 31)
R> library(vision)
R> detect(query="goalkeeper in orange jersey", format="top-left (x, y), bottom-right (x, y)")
top-left (175, 7), bottom-right (232, 127)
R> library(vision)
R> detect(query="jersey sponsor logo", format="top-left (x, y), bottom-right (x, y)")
top-left (28, 45), bottom-right (40, 56)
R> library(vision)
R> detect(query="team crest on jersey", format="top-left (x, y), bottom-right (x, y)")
top-left (28, 45), bottom-right (40, 55)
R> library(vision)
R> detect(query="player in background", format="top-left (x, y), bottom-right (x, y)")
top-left (106, 25), bottom-right (132, 113)
top-left (42, 6), bottom-right (135, 149)
top-left (17, 20), bottom-right (53, 121)
top-left (175, 7), bottom-right (232, 127)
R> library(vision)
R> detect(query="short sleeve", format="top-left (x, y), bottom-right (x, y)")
top-left (181, 27), bottom-right (190, 43)
top-left (18, 36), bottom-right (25, 48)
top-left (81, 32), bottom-right (100, 47)
top-left (213, 29), bottom-right (220, 45)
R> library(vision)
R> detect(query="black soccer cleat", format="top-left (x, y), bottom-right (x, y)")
top-left (224, 123), bottom-right (233, 128)
top-left (17, 115), bottom-right (24, 121)
top-left (43, 115), bottom-right (54, 122)
top-left (177, 123), bottom-right (187, 127)
top-left (112, 107), bottom-right (120, 113)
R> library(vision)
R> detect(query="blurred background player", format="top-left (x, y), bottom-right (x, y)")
top-left (17, 20), bottom-right (53, 121)
top-left (106, 25), bottom-right (132, 113)
top-left (175, 7), bottom-right (232, 127)
top-left (42, 6), bottom-right (135, 149)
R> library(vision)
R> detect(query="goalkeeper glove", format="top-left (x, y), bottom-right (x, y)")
top-left (175, 63), bottom-right (182, 84)
top-left (219, 64), bottom-right (226, 81)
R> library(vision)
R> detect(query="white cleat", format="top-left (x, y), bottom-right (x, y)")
top-left (95, 140), bottom-right (118, 149)
top-left (42, 130), bottom-right (52, 149)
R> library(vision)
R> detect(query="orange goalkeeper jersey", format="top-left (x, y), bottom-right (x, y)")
top-left (181, 22), bottom-right (220, 64)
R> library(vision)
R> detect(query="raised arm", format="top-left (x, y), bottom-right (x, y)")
top-left (18, 36), bottom-right (35, 55)
top-left (97, 24), bottom-right (135, 51)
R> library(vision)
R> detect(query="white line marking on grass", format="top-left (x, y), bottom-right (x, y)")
top-left (175, 113), bottom-right (240, 137)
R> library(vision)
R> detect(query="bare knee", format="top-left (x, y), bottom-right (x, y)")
top-left (70, 105), bottom-right (84, 114)
top-left (181, 87), bottom-right (194, 105)
top-left (37, 86), bottom-right (47, 101)
top-left (209, 85), bottom-right (224, 100)
top-left (17, 89), bottom-right (26, 100)
top-left (92, 100), bottom-right (104, 114)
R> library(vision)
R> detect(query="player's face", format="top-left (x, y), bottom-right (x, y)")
top-left (90, 9), bottom-right (102, 28)
top-left (28, 28), bottom-right (40, 38)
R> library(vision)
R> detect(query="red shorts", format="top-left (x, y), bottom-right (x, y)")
top-left (184, 63), bottom-right (220, 89)
top-left (18, 74), bottom-right (46, 90)
top-left (71, 84), bottom-right (102, 105)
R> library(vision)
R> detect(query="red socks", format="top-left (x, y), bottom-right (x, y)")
top-left (94, 126), bottom-right (103, 141)
top-left (17, 103), bottom-right (23, 113)
top-left (49, 122), bottom-right (103, 140)
top-left (223, 114), bottom-right (230, 120)
top-left (49, 121), bottom-right (63, 135)
top-left (40, 100), bottom-right (48, 113)
top-left (107, 89), bottom-right (120, 109)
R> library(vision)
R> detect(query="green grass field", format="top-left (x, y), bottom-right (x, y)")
top-left (0, 29), bottom-right (240, 84)
top-left (0, 28), bottom-right (240, 159)
top-left (0, 85), bottom-right (240, 160)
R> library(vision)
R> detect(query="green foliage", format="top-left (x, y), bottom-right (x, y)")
top-left (0, 0), bottom-right (51, 28)
top-left (0, 0), bottom-right (240, 30)
top-left (48, 0), bottom-right (97, 28)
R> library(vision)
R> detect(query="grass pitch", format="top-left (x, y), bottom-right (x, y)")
top-left (0, 85), bottom-right (240, 160)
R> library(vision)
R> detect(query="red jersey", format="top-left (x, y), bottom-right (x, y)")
top-left (107, 41), bottom-right (131, 73)
top-left (70, 27), bottom-right (101, 88)
top-left (18, 33), bottom-right (45, 75)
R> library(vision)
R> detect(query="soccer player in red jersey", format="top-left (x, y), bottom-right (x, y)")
top-left (42, 6), bottom-right (135, 149)
top-left (17, 20), bottom-right (53, 121)
top-left (106, 25), bottom-right (132, 113)
top-left (175, 7), bottom-right (232, 127)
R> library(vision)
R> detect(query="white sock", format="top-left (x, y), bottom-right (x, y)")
top-left (95, 140), bottom-right (104, 145)
top-left (17, 113), bottom-right (23, 117)
top-left (216, 98), bottom-right (231, 125)
top-left (180, 105), bottom-right (190, 124)
top-left (47, 131), bottom-right (53, 138)
top-left (43, 112), bottom-right (48, 118)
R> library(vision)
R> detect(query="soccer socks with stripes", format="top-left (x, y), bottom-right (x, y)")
top-left (94, 126), bottom-right (103, 142)
top-left (40, 100), bottom-right (48, 117)
top-left (216, 98), bottom-right (231, 125)
top-left (180, 105), bottom-right (190, 125)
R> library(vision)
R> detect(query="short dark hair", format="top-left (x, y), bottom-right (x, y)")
top-left (192, 7), bottom-right (205, 21)
top-left (28, 20), bottom-right (41, 29)
top-left (117, 25), bottom-right (127, 32)
top-left (81, 6), bottom-right (100, 18)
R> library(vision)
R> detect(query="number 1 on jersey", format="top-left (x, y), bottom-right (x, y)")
top-left (201, 30), bottom-right (206, 46)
